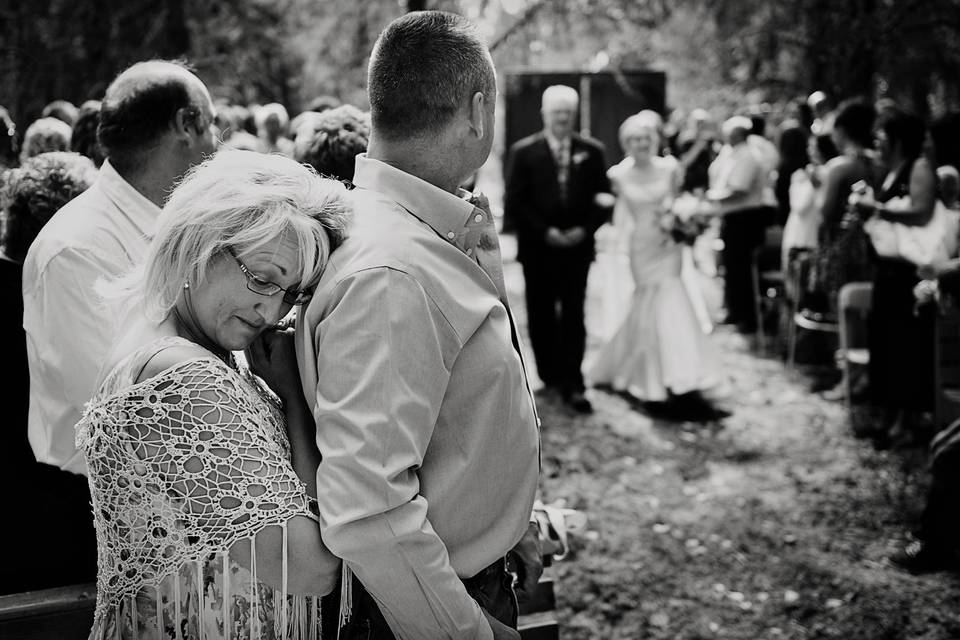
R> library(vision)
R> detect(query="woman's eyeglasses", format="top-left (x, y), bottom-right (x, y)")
top-left (227, 248), bottom-right (313, 305)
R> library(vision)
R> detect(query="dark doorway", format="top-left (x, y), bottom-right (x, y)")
top-left (502, 70), bottom-right (667, 168)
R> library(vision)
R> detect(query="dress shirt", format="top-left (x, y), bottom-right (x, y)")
top-left (22, 160), bottom-right (160, 474)
top-left (708, 141), bottom-right (766, 215)
top-left (297, 154), bottom-right (540, 640)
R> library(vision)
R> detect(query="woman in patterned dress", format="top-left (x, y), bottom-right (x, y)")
top-left (77, 149), bottom-right (348, 639)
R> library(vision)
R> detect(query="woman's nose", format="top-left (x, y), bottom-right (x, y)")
top-left (256, 293), bottom-right (290, 325)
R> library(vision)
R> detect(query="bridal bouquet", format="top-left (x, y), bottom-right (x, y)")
top-left (660, 193), bottom-right (714, 245)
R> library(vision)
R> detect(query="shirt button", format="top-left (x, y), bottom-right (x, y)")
top-left (447, 231), bottom-right (455, 239)
top-left (474, 214), bottom-right (483, 223)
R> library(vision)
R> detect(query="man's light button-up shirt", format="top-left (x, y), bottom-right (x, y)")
top-left (298, 154), bottom-right (540, 640)
top-left (23, 160), bottom-right (161, 474)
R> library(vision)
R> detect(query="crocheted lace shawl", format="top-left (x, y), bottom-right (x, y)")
top-left (76, 337), bottom-right (324, 639)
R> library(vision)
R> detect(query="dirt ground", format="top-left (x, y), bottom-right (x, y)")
top-left (498, 234), bottom-right (960, 640)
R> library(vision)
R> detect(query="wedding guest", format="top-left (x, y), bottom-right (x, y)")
top-left (586, 114), bottom-right (723, 420)
top-left (0, 151), bottom-right (97, 594)
top-left (70, 99), bottom-right (105, 167)
top-left (803, 97), bottom-right (877, 321)
top-left (707, 115), bottom-right (769, 332)
top-left (851, 108), bottom-right (938, 448)
top-left (19, 116), bottom-right (72, 162)
top-left (678, 108), bottom-right (719, 195)
top-left (255, 102), bottom-right (296, 157)
top-left (775, 100), bottom-right (813, 226)
top-left (782, 132), bottom-right (838, 299)
top-left (0, 106), bottom-right (17, 169)
top-left (79, 150), bottom-right (346, 637)
top-left (24, 59), bottom-right (219, 478)
top-left (504, 84), bottom-right (610, 412)
top-left (808, 90), bottom-right (834, 135)
top-left (297, 12), bottom-right (541, 639)
top-left (938, 164), bottom-right (959, 210)
top-left (290, 94), bottom-right (343, 136)
top-left (294, 103), bottom-right (370, 182)
top-left (41, 99), bottom-right (79, 127)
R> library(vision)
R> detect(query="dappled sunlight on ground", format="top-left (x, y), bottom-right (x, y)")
top-left (498, 232), bottom-right (960, 639)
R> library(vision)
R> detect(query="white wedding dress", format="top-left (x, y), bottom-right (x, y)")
top-left (587, 156), bottom-right (718, 401)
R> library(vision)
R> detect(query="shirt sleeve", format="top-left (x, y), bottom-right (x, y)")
top-left (309, 267), bottom-right (494, 640)
top-left (23, 246), bottom-right (122, 471)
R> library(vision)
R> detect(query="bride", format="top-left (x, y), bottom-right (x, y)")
top-left (587, 113), bottom-right (723, 419)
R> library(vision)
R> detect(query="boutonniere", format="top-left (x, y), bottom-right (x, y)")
top-left (571, 151), bottom-right (589, 166)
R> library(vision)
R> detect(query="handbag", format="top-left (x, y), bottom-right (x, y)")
top-left (863, 196), bottom-right (959, 266)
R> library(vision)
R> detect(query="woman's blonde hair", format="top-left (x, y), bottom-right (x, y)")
top-left (103, 149), bottom-right (348, 321)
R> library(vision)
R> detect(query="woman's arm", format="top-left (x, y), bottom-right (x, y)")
top-left (875, 157), bottom-right (937, 226)
top-left (246, 329), bottom-right (321, 496)
top-left (132, 354), bottom-right (339, 596)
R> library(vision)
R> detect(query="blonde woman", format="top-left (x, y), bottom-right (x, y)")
top-left (78, 149), bottom-right (347, 638)
top-left (587, 114), bottom-right (723, 420)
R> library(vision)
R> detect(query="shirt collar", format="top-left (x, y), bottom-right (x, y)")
top-left (352, 154), bottom-right (478, 246)
top-left (544, 130), bottom-right (571, 154)
top-left (98, 160), bottom-right (164, 238)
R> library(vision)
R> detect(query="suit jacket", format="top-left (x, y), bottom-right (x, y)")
top-left (504, 132), bottom-right (609, 265)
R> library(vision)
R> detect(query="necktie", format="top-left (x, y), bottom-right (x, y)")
top-left (554, 140), bottom-right (570, 206)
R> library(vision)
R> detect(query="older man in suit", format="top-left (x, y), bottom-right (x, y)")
top-left (504, 85), bottom-right (609, 413)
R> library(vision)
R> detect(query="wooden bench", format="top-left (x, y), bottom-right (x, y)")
top-left (0, 583), bottom-right (95, 640)
top-left (0, 571), bottom-right (561, 640)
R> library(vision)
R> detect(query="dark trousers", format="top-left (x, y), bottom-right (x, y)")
top-left (920, 446), bottom-right (960, 552)
top-left (720, 206), bottom-right (772, 329)
top-left (323, 558), bottom-right (518, 639)
top-left (522, 256), bottom-right (591, 393)
top-left (868, 258), bottom-right (935, 413)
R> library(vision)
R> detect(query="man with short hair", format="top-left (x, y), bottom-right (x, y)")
top-left (24, 59), bottom-right (218, 476)
top-left (296, 11), bottom-right (540, 640)
top-left (707, 115), bottom-right (770, 332)
top-left (504, 85), bottom-right (610, 413)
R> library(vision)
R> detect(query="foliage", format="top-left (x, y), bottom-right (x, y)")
top-left (2, 0), bottom-right (958, 133)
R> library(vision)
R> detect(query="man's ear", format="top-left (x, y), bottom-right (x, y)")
top-left (468, 91), bottom-right (486, 140)
top-left (173, 107), bottom-right (200, 141)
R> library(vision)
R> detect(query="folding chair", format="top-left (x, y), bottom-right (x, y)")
top-left (836, 281), bottom-right (873, 410)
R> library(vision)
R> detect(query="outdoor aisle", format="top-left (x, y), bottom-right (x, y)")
top-left (497, 231), bottom-right (960, 640)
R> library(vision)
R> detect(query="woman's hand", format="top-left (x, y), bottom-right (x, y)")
top-left (847, 180), bottom-right (878, 214)
top-left (245, 327), bottom-right (301, 403)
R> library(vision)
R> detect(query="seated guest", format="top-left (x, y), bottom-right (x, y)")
top-left (0, 151), bottom-right (97, 594)
top-left (19, 116), bottom-right (72, 162)
top-left (78, 149), bottom-right (347, 637)
top-left (294, 103), bottom-right (370, 182)
top-left (41, 99), bottom-right (79, 127)
top-left (255, 102), bottom-right (295, 156)
top-left (70, 99), bottom-right (105, 167)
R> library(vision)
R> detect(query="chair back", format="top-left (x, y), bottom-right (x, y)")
top-left (838, 281), bottom-right (873, 352)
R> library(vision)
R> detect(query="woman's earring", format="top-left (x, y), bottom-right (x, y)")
top-left (183, 282), bottom-right (190, 290)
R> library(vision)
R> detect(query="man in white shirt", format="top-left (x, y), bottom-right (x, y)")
top-left (297, 11), bottom-right (541, 640)
top-left (23, 60), bottom-right (218, 475)
top-left (707, 115), bottom-right (772, 332)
